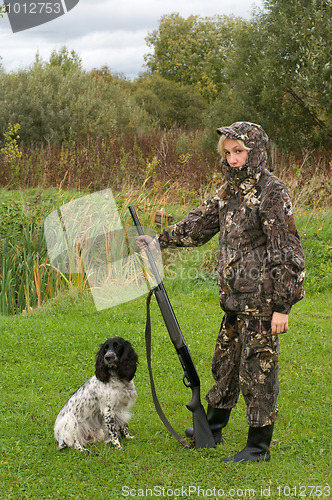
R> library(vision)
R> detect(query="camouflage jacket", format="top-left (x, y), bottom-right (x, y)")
top-left (158, 168), bottom-right (305, 316)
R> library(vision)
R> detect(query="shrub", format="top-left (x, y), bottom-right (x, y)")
top-left (132, 74), bottom-right (207, 129)
top-left (0, 59), bottom-right (153, 145)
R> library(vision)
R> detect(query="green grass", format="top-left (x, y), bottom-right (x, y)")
top-left (0, 283), bottom-right (331, 499)
top-left (296, 208), bottom-right (332, 293)
top-left (1, 190), bottom-right (331, 498)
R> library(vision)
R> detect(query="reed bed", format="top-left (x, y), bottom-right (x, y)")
top-left (0, 187), bottom-right (175, 315)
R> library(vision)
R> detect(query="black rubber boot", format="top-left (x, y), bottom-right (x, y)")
top-left (185, 405), bottom-right (231, 445)
top-left (222, 423), bottom-right (274, 463)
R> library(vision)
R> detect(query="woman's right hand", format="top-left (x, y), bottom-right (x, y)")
top-left (136, 235), bottom-right (155, 251)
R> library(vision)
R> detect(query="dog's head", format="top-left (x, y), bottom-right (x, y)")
top-left (95, 336), bottom-right (138, 383)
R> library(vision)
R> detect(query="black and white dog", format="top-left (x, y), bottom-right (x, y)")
top-left (54, 337), bottom-right (138, 452)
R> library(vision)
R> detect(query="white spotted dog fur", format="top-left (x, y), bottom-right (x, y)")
top-left (54, 336), bottom-right (138, 452)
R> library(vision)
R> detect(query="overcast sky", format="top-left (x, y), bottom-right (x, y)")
top-left (1, 0), bottom-right (263, 79)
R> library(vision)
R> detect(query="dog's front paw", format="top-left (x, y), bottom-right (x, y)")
top-left (120, 425), bottom-right (134, 439)
top-left (105, 437), bottom-right (122, 449)
top-left (73, 440), bottom-right (90, 453)
top-left (57, 441), bottom-right (67, 450)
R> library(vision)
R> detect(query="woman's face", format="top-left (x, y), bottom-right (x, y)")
top-left (223, 138), bottom-right (248, 168)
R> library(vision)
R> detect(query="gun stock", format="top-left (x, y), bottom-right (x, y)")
top-left (129, 205), bottom-right (215, 449)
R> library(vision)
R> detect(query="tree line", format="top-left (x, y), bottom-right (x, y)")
top-left (0, 0), bottom-right (331, 152)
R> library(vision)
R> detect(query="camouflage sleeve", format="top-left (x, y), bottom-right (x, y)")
top-left (259, 181), bottom-right (305, 315)
top-left (157, 196), bottom-right (220, 249)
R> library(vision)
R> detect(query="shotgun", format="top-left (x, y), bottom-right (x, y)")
top-left (129, 205), bottom-right (215, 449)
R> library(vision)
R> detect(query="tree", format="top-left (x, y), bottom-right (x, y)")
top-left (261, 0), bottom-right (332, 143)
top-left (48, 46), bottom-right (82, 74)
top-left (133, 74), bottom-right (207, 129)
top-left (207, 0), bottom-right (332, 148)
top-left (144, 13), bottom-right (246, 101)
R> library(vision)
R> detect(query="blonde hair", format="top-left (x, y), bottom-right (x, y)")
top-left (217, 135), bottom-right (251, 159)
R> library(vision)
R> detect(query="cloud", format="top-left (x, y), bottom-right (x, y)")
top-left (1, 0), bottom-right (262, 77)
top-left (70, 30), bottom-right (150, 77)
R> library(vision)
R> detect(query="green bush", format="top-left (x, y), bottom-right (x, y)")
top-left (0, 57), bottom-right (153, 145)
top-left (133, 74), bottom-right (207, 129)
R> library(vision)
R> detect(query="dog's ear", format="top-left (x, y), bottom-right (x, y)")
top-left (117, 341), bottom-right (138, 382)
top-left (95, 344), bottom-right (110, 383)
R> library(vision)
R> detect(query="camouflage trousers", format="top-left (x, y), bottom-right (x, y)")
top-left (205, 313), bottom-right (280, 427)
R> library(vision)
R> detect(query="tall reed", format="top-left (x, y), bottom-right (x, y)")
top-left (0, 187), bottom-right (174, 315)
top-left (0, 220), bottom-right (68, 315)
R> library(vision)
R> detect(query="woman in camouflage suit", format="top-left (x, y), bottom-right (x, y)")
top-left (138, 122), bottom-right (305, 463)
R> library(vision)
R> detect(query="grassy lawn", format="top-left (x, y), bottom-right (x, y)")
top-left (0, 193), bottom-right (331, 499)
top-left (0, 281), bottom-right (331, 499)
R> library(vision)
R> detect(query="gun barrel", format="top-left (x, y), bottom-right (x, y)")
top-left (153, 287), bottom-right (187, 351)
top-left (129, 205), bottom-right (185, 350)
top-left (129, 205), bottom-right (163, 286)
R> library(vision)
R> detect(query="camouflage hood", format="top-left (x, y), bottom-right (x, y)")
top-left (217, 122), bottom-right (268, 191)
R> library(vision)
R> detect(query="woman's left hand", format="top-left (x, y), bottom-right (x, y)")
top-left (271, 312), bottom-right (289, 334)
